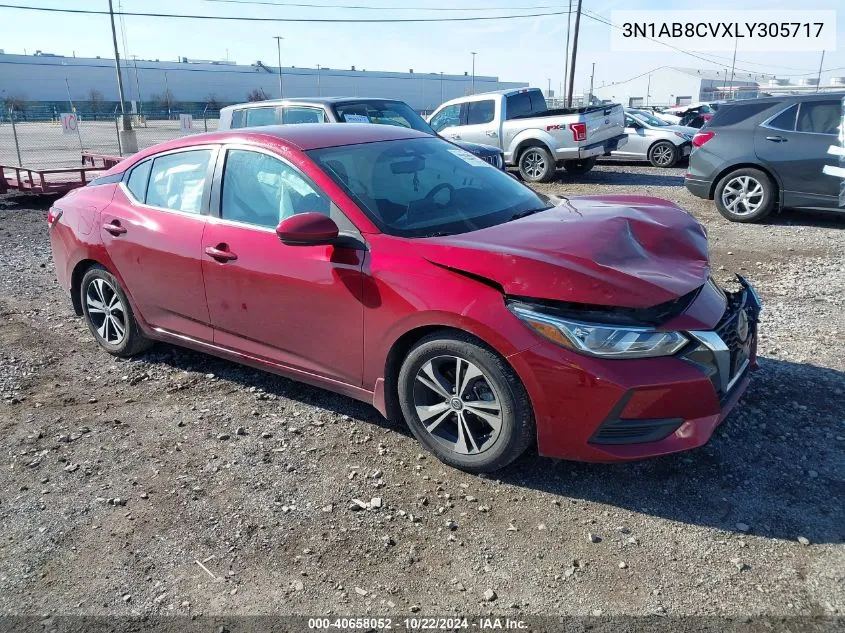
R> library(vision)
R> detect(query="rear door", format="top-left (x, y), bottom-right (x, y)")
top-left (102, 147), bottom-right (217, 341)
top-left (453, 98), bottom-right (501, 147)
top-left (755, 99), bottom-right (842, 208)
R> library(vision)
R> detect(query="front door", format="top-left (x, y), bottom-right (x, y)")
top-left (101, 147), bottom-right (217, 341)
top-left (201, 146), bottom-right (366, 385)
top-left (755, 99), bottom-right (842, 209)
top-left (456, 98), bottom-right (501, 147)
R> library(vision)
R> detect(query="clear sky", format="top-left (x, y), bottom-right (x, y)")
top-left (1, 0), bottom-right (843, 96)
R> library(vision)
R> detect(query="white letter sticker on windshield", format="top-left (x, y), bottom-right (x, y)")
top-left (447, 148), bottom-right (490, 167)
top-left (343, 114), bottom-right (371, 123)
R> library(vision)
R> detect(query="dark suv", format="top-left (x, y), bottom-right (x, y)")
top-left (685, 94), bottom-right (844, 222)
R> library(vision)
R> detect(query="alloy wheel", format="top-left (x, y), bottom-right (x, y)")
top-left (522, 150), bottom-right (546, 180)
top-left (412, 355), bottom-right (503, 455)
top-left (651, 144), bottom-right (674, 167)
top-left (721, 176), bottom-right (764, 216)
top-left (85, 278), bottom-right (127, 345)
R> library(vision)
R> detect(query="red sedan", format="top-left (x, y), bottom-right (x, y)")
top-left (47, 124), bottom-right (761, 472)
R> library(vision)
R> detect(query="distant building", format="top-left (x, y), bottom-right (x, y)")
top-left (0, 52), bottom-right (528, 115)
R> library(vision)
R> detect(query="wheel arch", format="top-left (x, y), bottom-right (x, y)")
top-left (708, 162), bottom-right (781, 202)
top-left (70, 258), bottom-right (106, 316)
top-left (512, 136), bottom-right (555, 165)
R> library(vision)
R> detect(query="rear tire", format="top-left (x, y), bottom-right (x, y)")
top-left (80, 265), bottom-right (152, 357)
top-left (397, 332), bottom-right (535, 473)
top-left (518, 145), bottom-right (556, 183)
top-left (648, 141), bottom-right (679, 168)
top-left (562, 157), bottom-right (597, 175)
top-left (713, 167), bottom-right (776, 223)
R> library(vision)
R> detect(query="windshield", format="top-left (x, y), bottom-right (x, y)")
top-left (630, 111), bottom-right (668, 127)
top-left (332, 101), bottom-right (435, 135)
top-left (308, 137), bottom-right (551, 238)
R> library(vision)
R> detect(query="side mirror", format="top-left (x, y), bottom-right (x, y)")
top-left (275, 212), bottom-right (339, 246)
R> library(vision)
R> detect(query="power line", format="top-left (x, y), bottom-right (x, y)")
top-left (201, 0), bottom-right (565, 10)
top-left (0, 3), bottom-right (573, 22)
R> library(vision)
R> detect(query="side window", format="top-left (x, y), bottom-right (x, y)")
top-left (796, 101), bottom-right (841, 135)
top-left (466, 100), bottom-right (495, 125)
top-left (230, 109), bottom-right (245, 129)
top-left (505, 92), bottom-right (532, 119)
top-left (125, 159), bottom-right (151, 201)
top-left (283, 107), bottom-right (326, 124)
top-left (221, 149), bottom-right (331, 229)
top-left (429, 104), bottom-right (461, 132)
top-left (145, 150), bottom-right (213, 214)
top-left (765, 104), bottom-right (797, 131)
top-left (529, 90), bottom-right (548, 114)
top-left (245, 107), bottom-right (277, 127)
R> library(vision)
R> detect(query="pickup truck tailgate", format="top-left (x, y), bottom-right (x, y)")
top-left (583, 104), bottom-right (625, 143)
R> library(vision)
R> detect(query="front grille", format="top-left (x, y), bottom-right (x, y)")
top-left (590, 417), bottom-right (684, 445)
top-left (481, 154), bottom-right (502, 169)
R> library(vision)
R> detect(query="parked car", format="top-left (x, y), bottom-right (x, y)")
top-left (219, 97), bottom-right (505, 169)
top-left (426, 88), bottom-right (627, 182)
top-left (667, 102), bottom-right (722, 128)
top-left (610, 110), bottom-right (696, 167)
top-left (685, 93), bottom-right (844, 222)
top-left (48, 124), bottom-right (760, 472)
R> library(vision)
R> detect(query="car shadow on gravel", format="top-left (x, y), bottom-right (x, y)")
top-left (764, 208), bottom-right (845, 228)
top-left (145, 344), bottom-right (844, 544)
top-left (499, 356), bottom-right (845, 545)
top-left (552, 170), bottom-right (685, 188)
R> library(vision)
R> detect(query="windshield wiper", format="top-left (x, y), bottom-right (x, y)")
top-left (510, 207), bottom-right (549, 221)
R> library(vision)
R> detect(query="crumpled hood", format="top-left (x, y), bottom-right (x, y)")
top-left (415, 195), bottom-right (710, 308)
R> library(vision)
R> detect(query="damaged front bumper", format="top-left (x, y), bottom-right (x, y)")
top-left (507, 275), bottom-right (763, 462)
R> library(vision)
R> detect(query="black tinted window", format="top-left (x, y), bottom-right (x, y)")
top-left (709, 101), bottom-right (772, 126)
top-left (765, 104), bottom-right (797, 131)
top-left (796, 101), bottom-right (841, 135)
top-left (126, 159), bottom-right (151, 201)
top-left (466, 100), bottom-right (495, 125)
top-left (505, 92), bottom-right (532, 119)
top-left (529, 90), bottom-right (548, 114)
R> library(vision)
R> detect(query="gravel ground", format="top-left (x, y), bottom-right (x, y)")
top-left (0, 161), bottom-right (843, 620)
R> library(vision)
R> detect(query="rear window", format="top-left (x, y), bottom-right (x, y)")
top-left (466, 100), bottom-right (495, 125)
top-left (505, 92), bottom-right (532, 119)
top-left (708, 101), bottom-right (774, 127)
top-left (529, 90), bottom-right (548, 114)
top-left (230, 109), bottom-right (245, 129)
top-left (245, 107), bottom-right (277, 127)
top-left (796, 101), bottom-right (841, 135)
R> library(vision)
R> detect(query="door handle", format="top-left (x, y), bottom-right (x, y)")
top-left (448, 134), bottom-right (461, 140)
top-left (765, 135), bottom-right (787, 143)
top-left (103, 220), bottom-right (127, 236)
top-left (204, 244), bottom-right (238, 262)
top-left (485, 131), bottom-right (498, 138)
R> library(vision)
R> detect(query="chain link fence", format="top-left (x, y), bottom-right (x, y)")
top-left (0, 105), bottom-right (221, 170)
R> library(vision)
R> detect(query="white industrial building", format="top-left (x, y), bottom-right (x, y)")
top-left (0, 52), bottom-right (528, 114)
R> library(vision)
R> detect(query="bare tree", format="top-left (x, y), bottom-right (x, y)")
top-left (87, 89), bottom-right (105, 120)
top-left (149, 89), bottom-right (177, 116)
top-left (3, 93), bottom-right (26, 119)
top-left (247, 88), bottom-right (268, 102)
top-left (206, 94), bottom-right (221, 110)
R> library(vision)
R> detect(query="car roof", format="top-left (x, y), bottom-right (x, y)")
top-left (724, 92), bottom-right (845, 105)
top-left (129, 123), bottom-right (430, 158)
top-left (221, 96), bottom-right (408, 110)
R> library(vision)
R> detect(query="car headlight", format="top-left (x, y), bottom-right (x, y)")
top-left (508, 304), bottom-right (689, 359)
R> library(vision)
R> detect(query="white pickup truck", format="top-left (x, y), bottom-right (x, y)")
top-left (427, 88), bottom-right (628, 182)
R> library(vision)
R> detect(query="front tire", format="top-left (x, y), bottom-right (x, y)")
top-left (397, 332), bottom-right (535, 473)
top-left (80, 265), bottom-right (152, 357)
top-left (518, 145), bottom-right (556, 183)
top-left (713, 167), bottom-right (776, 223)
top-left (562, 157), bottom-right (597, 175)
top-left (648, 141), bottom-right (678, 168)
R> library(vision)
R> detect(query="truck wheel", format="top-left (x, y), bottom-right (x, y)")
top-left (714, 168), bottom-right (776, 223)
top-left (518, 146), bottom-right (556, 183)
top-left (562, 157), bottom-right (597, 175)
top-left (648, 141), bottom-right (678, 168)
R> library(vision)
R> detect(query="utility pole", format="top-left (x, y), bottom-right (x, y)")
top-left (64, 77), bottom-right (75, 112)
top-left (108, 0), bottom-right (136, 151)
top-left (164, 70), bottom-right (171, 119)
top-left (131, 55), bottom-right (142, 115)
top-left (588, 63), bottom-right (595, 104)
top-left (728, 37), bottom-right (738, 100)
top-left (815, 50), bottom-right (825, 92)
top-left (470, 52), bottom-right (477, 94)
top-left (563, 0), bottom-right (572, 104)
top-left (547, 77), bottom-right (552, 97)
top-left (566, 0), bottom-right (583, 107)
top-left (646, 73), bottom-right (651, 106)
top-left (273, 36), bottom-right (284, 98)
